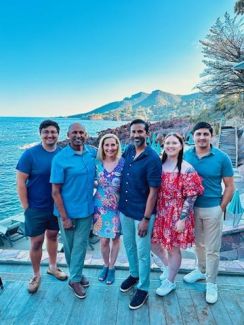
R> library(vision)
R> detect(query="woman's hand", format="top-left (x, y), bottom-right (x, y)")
top-left (175, 219), bottom-right (185, 233)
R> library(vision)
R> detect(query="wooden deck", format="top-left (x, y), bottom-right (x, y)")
top-left (0, 264), bottom-right (244, 325)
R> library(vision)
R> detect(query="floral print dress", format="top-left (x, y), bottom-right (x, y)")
top-left (93, 158), bottom-right (124, 238)
top-left (152, 164), bottom-right (204, 250)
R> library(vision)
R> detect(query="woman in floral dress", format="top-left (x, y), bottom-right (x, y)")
top-left (93, 134), bottom-right (124, 284)
top-left (151, 133), bottom-right (204, 296)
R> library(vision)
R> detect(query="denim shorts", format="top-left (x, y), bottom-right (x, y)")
top-left (24, 207), bottom-right (59, 237)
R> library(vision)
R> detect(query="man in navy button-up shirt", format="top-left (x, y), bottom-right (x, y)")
top-left (119, 119), bottom-right (161, 310)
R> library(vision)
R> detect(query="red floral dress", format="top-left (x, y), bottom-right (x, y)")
top-left (152, 168), bottom-right (204, 250)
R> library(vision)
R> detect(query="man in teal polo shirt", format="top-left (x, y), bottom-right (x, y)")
top-left (50, 123), bottom-right (96, 299)
top-left (183, 122), bottom-right (234, 304)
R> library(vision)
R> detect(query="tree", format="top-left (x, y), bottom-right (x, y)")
top-left (235, 0), bottom-right (244, 15)
top-left (196, 13), bottom-right (244, 97)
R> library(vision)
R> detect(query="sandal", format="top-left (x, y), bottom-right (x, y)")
top-left (106, 268), bottom-right (115, 285)
top-left (98, 266), bottom-right (109, 281)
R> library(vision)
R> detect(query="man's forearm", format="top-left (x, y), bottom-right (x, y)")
top-left (144, 188), bottom-right (158, 218)
top-left (52, 190), bottom-right (68, 220)
top-left (221, 184), bottom-right (235, 210)
top-left (17, 184), bottom-right (29, 210)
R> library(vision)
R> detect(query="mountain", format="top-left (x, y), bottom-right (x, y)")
top-left (68, 90), bottom-right (216, 121)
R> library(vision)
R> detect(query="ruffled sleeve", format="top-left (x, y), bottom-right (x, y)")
top-left (182, 167), bottom-right (204, 198)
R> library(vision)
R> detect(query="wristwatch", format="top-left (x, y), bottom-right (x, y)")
top-left (143, 216), bottom-right (150, 221)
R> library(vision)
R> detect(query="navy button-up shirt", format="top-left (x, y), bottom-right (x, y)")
top-left (119, 145), bottom-right (161, 220)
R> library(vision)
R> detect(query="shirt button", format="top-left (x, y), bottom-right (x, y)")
top-left (127, 173), bottom-right (129, 176)
top-left (125, 199), bottom-right (128, 202)
top-left (125, 191), bottom-right (128, 193)
top-left (130, 164), bottom-right (132, 167)
top-left (126, 182), bottom-right (128, 184)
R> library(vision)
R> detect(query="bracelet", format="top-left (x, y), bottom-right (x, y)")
top-left (143, 216), bottom-right (150, 221)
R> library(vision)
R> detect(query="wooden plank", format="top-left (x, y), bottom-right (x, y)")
top-left (221, 291), bottom-right (244, 325)
top-left (1, 281), bottom-right (34, 324)
top-left (22, 281), bottom-right (63, 324)
top-left (0, 282), bottom-right (23, 320)
top-left (190, 290), bottom-right (216, 325)
top-left (67, 283), bottom-right (105, 325)
top-left (99, 286), bottom-right (119, 325)
top-left (116, 290), bottom-right (134, 325)
top-left (163, 290), bottom-right (184, 325)
top-left (207, 294), bottom-right (233, 324)
top-left (148, 292), bottom-right (167, 325)
top-left (177, 289), bottom-right (200, 325)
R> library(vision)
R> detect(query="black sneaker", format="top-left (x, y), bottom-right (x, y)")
top-left (120, 275), bottom-right (139, 292)
top-left (129, 289), bottom-right (148, 310)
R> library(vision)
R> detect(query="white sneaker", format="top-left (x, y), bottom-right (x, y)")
top-left (156, 279), bottom-right (176, 296)
top-left (183, 269), bottom-right (206, 283)
top-left (206, 283), bottom-right (218, 304)
top-left (159, 266), bottom-right (169, 281)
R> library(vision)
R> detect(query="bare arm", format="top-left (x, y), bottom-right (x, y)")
top-left (138, 187), bottom-right (159, 237)
top-left (221, 176), bottom-right (235, 211)
top-left (52, 184), bottom-right (73, 229)
top-left (16, 171), bottom-right (29, 210)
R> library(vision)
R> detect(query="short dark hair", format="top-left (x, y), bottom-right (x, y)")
top-left (39, 120), bottom-right (60, 134)
top-left (129, 119), bottom-right (149, 133)
top-left (192, 122), bottom-right (213, 135)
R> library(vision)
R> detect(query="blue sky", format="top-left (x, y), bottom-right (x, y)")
top-left (0, 0), bottom-right (234, 117)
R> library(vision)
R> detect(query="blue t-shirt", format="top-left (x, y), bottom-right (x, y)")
top-left (50, 145), bottom-right (97, 219)
top-left (184, 146), bottom-right (233, 207)
top-left (16, 144), bottom-right (61, 210)
top-left (118, 145), bottom-right (162, 220)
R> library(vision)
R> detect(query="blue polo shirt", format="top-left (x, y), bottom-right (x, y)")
top-left (118, 145), bottom-right (161, 221)
top-left (184, 146), bottom-right (233, 208)
top-left (50, 144), bottom-right (96, 218)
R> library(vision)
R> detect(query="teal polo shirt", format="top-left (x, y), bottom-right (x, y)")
top-left (50, 144), bottom-right (96, 218)
top-left (184, 146), bottom-right (233, 208)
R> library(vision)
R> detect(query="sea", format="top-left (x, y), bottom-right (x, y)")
top-left (0, 117), bottom-right (126, 221)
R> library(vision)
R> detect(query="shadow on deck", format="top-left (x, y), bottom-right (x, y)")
top-left (0, 264), bottom-right (244, 325)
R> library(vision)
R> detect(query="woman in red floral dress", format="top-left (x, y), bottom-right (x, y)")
top-left (151, 133), bottom-right (204, 296)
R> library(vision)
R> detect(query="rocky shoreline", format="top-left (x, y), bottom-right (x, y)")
top-left (58, 117), bottom-right (193, 148)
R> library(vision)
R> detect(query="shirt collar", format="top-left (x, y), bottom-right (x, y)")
top-left (67, 144), bottom-right (88, 156)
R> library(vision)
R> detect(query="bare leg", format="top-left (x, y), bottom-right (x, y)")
top-left (30, 234), bottom-right (45, 278)
top-left (109, 237), bottom-right (120, 268)
top-left (167, 247), bottom-right (182, 282)
top-left (151, 243), bottom-right (168, 266)
top-left (46, 229), bottom-right (59, 269)
top-left (100, 238), bottom-right (110, 267)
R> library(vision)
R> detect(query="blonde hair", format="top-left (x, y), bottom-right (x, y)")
top-left (97, 133), bottom-right (122, 161)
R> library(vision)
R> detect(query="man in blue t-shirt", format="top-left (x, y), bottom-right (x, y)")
top-left (183, 122), bottom-right (234, 304)
top-left (118, 119), bottom-right (161, 310)
top-left (51, 123), bottom-right (96, 299)
top-left (16, 120), bottom-right (67, 294)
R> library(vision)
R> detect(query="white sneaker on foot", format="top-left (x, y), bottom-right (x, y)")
top-left (156, 279), bottom-right (176, 296)
top-left (183, 269), bottom-right (206, 283)
top-left (159, 267), bottom-right (169, 281)
top-left (206, 283), bottom-right (218, 304)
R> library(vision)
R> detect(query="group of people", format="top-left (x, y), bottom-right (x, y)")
top-left (16, 118), bottom-right (234, 310)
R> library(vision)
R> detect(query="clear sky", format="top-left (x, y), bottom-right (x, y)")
top-left (0, 0), bottom-right (235, 117)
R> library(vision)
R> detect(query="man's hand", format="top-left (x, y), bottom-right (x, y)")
top-left (62, 217), bottom-right (73, 230)
top-left (138, 219), bottom-right (149, 237)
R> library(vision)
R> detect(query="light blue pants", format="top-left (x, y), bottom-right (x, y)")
top-left (120, 213), bottom-right (155, 292)
top-left (58, 216), bottom-right (92, 282)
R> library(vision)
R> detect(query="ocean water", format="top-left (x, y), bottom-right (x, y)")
top-left (0, 117), bottom-right (126, 220)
